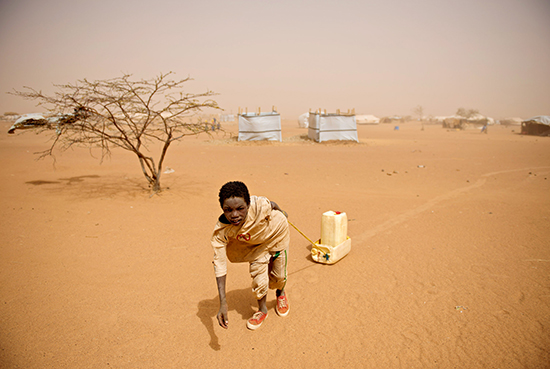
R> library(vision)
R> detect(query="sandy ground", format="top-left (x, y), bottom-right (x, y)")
top-left (0, 118), bottom-right (549, 368)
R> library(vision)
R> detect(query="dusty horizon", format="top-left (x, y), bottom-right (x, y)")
top-left (1, 0), bottom-right (549, 119)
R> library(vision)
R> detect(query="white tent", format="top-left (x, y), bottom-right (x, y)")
top-left (298, 112), bottom-right (309, 128)
top-left (8, 113), bottom-right (47, 133)
top-left (8, 108), bottom-right (93, 134)
top-left (499, 117), bottom-right (523, 126)
top-left (521, 115), bottom-right (550, 136)
top-left (523, 115), bottom-right (550, 125)
top-left (238, 112), bottom-right (282, 141)
top-left (467, 114), bottom-right (495, 125)
top-left (433, 116), bottom-right (449, 123)
top-left (356, 114), bottom-right (379, 124)
top-left (308, 113), bottom-right (358, 142)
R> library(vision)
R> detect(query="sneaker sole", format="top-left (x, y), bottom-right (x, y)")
top-left (246, 321), bottom-right (262, 330)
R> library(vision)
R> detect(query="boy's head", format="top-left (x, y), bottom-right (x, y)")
top-left (219, 181), bottom-right (250, 207)
top-left (219, 181), bottom-right (250, 226)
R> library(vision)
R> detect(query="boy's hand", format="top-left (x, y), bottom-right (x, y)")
top-left (217, 303), bottom-right (229, 329)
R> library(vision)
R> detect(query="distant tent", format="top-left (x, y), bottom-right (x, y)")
top-left (466, 114), bottom-right (494, 126)
top-left (219, 114), bottom-right (235, 122)
top-left (356, 115), bottom-right (379, 124)
top-left (498, 117), bottom-right (523, 126)
top-left (308, 112), bottom-right (358, 142)
top-left (298, 112), bottom-right (309, 128)
top-left (8, 113), bottom-right (47, 133)
top-left (521, 116), bottom-right (550, 136)
top-left (380, 116), bottom-right (403, 124)
top-left (2, 112), bottom-right (20, 121)
top-left (433, 116), bottom-right (449, 123)
top-left (8, 108), bottom-right (90, 134)
top-left (238, 112), bottom-right (282, 141)
top-left (442, 116), bottom-right (466, 129)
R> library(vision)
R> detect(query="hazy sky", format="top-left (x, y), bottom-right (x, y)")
top-left (1, 0), bottom-right (549, 119)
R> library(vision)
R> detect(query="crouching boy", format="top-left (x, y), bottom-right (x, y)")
top-left (211, 181), bottom-right (290, 330)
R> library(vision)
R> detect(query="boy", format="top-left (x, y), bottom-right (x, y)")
top-left (211, 181), bottom-right (290, 330)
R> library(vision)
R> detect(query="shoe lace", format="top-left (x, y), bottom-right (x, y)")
top-left (252, 311), bottom-right (265, 320)
top-left (278, 296), bottom-right (288, 309)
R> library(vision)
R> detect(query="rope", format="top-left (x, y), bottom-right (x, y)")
top-left (287, 220), bottom-right (318, 248)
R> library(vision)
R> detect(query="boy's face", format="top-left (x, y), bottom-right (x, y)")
top-left (222, 196), bottom-right (249, 226)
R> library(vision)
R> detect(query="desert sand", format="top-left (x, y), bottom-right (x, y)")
top-left (0, 118), bottom-right (549, 368)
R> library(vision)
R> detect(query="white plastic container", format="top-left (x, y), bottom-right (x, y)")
top-left (311, 237), bottom-right (351, 265)
top-left (311, 210), bottom-right (351, 264)
top-left (321, 211), bottom-right (348, 247)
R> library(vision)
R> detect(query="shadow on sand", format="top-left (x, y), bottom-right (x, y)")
top-left (197, 288), bottom-right (257, 351)
top-left (25, 174), bottom-right (151, 199)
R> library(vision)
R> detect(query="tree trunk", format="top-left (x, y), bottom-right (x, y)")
top-left (152, 177), bottom-right (161, 193)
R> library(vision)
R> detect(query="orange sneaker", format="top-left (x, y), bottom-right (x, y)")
top-left (276, 293), bottom-right (290, 317)
top-left (247, 311), bottom-right (268, 330)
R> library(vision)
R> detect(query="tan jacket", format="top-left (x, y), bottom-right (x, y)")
top-left (211, 196), bottom-right (289, 277)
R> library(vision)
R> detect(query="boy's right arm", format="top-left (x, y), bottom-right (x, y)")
top-left (216, 275), bottom-right (229, 329)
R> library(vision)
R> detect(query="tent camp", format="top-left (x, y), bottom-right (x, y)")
top-left (521, 116), bottom-right (550, 136)
top-left (308, 112), bottom-right (358, 142)
top-left (238, 112), bottom-right (282, 141)
top-left (355, 115), bottom-right (379, 124)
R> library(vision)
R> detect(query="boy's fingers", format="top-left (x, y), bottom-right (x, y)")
top-left (218, 313), bottom-right (229, 329)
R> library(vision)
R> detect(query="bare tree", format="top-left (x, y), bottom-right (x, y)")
top-left (413, 105), bottom-right (424, 130)
top-left (456, 107), bottom-right (479, 119)
top-left (10, 72), bottom-right (221, 193)
top-left (413, 105), bottom-right (424, 121)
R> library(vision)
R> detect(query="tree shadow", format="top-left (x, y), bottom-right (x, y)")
top-left (23, 172), bottom-right (208, 200)
top-left (26, 175), bottom-right (101, 186)
top-left (57, 174), bottom-right (101, 184)
top-left (25, 180), bottom-right (61, 185)
top-left (196, 288), bottom-right (256, 351)
top-left (24, 173), bottom-right (150, 199)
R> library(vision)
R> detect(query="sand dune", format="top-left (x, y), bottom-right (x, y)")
top-left (1, 119), bottom-right (549, 368)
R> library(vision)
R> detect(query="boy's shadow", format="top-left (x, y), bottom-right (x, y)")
top-left (197, 288), bottom-right (257, 351)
